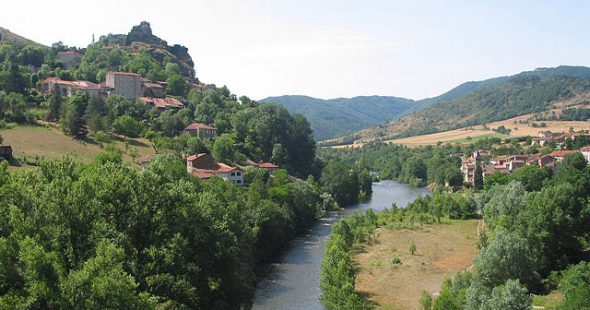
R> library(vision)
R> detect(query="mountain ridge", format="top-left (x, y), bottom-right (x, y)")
top-left (260, 95), bottom-right (416, 140)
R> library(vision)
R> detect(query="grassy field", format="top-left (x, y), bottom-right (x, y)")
top-left (0, 125), bottom-right (155, 167)
top-left (352, 219), bottom-right (479, 310)
top-left (532, 290), bottom-right (563, 310)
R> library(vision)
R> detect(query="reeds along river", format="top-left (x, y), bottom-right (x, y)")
top-left (252, 180), bottom-right (431, 310)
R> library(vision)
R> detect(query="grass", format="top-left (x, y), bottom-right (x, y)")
top-left (352, 219), bottom-right (479, 309)
top-left (447, 133), bottom-right (509, 144)
top-left (0, 125), bottom-right (155, 167)
top-left (532, 290), bottom-right (563, 310)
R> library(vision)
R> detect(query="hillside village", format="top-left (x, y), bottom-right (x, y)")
top-left (461, 130), bottom-right (590, 184)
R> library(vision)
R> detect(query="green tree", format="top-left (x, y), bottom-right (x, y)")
top-left (166, 74), bottom-right (188, 97)
top-left (113, 115), bottom-right (141, 138)
top-left (474, 161), bottom-right (484, 190)
top-left (61, 241), bottom-right (155, 310)
top-left (560, 261), bottom-right (590, 310)
top-left (212, 133), bottom-right (237, 164)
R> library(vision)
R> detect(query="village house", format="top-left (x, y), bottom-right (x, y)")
top-left (42, 77), bottom-right (103, 97)
top-left (183, 123), bottom-right (217, 139)
top-left (106, 71), bottom-right (143, 100)
top-left (186, 153), bottom-right (243, 185)
top-left (549, 150), bottom-right (581, 163)
top-left (140, 97), bottom-right (184, 110)
top-left (142, 79), bottom-right (165, 98)
top-left (460, 160), bottom-right (476, 184)
top-left (0, 145), bottom-right (12, 161)
top-left (56, 50), bottom-right (83, 69)
top-left (581, 146), bottom-right (590, 163)
top-left (531, 131), bottom-right (565, 147)
top-left (528, 155), bottom-right (557, 169)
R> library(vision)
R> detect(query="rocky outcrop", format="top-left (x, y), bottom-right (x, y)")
top-left (103, 21), bottom-right (196, 79)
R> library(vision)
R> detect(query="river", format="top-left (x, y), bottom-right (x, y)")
top-left (252, 180), bottom-right (430, 309)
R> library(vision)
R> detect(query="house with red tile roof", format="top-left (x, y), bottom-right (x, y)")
top-left (550, 150), bottom-right (581, 162)
top-left (186, 153), bottom-right (243, 185)
top-left (184, 123), bottom-right (217, 139)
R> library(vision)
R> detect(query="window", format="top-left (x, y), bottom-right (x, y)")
top-left (236, 172), bottom-right (242, 176)
top-left (236, 180), bottom-right (242, 184)
top-left (230, 172), bottom-right (235, 176)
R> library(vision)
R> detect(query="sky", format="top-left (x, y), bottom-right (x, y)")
top-left (2, 1), bottom-right (589, 100)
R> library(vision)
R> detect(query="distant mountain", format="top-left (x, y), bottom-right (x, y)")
top-left (0, 26), bottom-right (44, 47)
top-left (260, 95), bottom-right (416, 140)
top-left (333, 66), bottom-right (590, 144)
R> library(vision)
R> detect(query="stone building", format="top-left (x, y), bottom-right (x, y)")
top-left (56, 51), bottom-right (83, 69)
top-left (106, 71), bottom-right (142, 99)
top-left (183, 123), bottom-right (217, 139)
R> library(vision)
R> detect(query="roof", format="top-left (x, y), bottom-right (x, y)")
top-left (550, 150), bottom-right (581, 157)
top-left (187, 153), bottom-right (239, 179)
top-left (140, 97), bottom-right (184, 109)
top-left (43, 78), bottom-right (101, 91)
top-left (259, 162), bottom-right (279, 169)
top-left (108, 71), bottom-right (141, 77)
top-left (185, 123), bottom-right (217, 131)
top-left (580, 146), bottom-right (590, 152)
top-left (142, 81), bottom-right (163, 89)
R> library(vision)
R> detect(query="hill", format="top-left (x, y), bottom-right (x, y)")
top-left (100, 21), bottom-right (196, 79)
top-left (329, 66), bottom-right (590, 145)
top-left (0, 26), bottom-right (45, 46)
top-left (260, 95), bottom-right (416, 140)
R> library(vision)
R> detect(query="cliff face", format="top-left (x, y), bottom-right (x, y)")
top-left (105, 21), bottom-right (196, 79)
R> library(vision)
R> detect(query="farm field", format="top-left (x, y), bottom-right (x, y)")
top-left (333, 114), bottom-right (589, 148)
top-left (0, 125), bottom-right (154, 166)
top-left (352, 219), bottom-right (479, 310)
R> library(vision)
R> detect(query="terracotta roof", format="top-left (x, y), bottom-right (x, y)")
top-left (140, 97), bottom-right (184, 109)
top-left (185, 123), bottom-right (217, 131)
top-left (259, 162), bottom-right (279, 168)
top-left (580, 146), bottom-right (590, 152)
top-left (109, 71), bottom-right (141, 77)
top-left (550, 150), bottom-right (581, 157)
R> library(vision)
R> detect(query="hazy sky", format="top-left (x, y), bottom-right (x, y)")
top-left (2, 1), bottom-right (589, 100)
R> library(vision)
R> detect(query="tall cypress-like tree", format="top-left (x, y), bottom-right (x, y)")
top-left (474, 161), bottom-right (484, 190)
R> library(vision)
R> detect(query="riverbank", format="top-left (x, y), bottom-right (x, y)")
top-left (353, 219), bottom-right (479, 309)
top-left (252, 181), bottom-right (430, 309)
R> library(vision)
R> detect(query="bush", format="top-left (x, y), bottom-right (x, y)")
top-left (391, 256), bottom-right (402, 265)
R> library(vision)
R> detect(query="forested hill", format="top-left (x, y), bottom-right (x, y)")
top-left (335, 66), bottom-right (590, 144)
top-left (260, 95), bottom-right (416, 140)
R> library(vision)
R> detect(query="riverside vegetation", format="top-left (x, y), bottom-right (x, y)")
top-left (320, 151), bottom-right (590, 309)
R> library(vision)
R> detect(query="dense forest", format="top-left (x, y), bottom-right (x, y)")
top-left (321, 152), bottom-right (590, 309)
top-left (321, 142), bottom-right (463, 188)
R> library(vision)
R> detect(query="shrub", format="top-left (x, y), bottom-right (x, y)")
top-left (391, 256), bottom-right (402, 265)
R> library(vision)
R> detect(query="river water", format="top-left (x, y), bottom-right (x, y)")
top-left (252, 180), bottom-right (430, 310)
